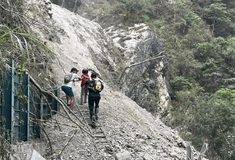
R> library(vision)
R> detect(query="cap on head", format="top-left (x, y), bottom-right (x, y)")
top-left (91, 72), bottom-right (97, 78)
top-left (71, 67), bottom-right (78, 73)
top-left (82, 68), bottom-right (88, 74)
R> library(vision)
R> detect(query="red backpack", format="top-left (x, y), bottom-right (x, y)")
top-left (81, 74), bottom-right (89, 86)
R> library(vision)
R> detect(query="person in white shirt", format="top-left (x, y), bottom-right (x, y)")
top-left (61, 68), bottom-right (80, 110)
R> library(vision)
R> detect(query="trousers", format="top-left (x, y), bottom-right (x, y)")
top-left (80, 85), bottom-right (88, 104)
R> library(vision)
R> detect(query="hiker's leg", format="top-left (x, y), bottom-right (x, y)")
top-left (94, 97), bottom-right (100, 120)
top-left (88, 96), bottom-right (95, 120)
top-left (94, 96), bottom-right (100, 108)
top-left (66, 88), bottom-right (74, 109)
top-left (80, 86), bottom-right (84, 105)
top-left (66, 95), bottom-right (70, 105)
top-left (62, 86), bottom-right (73, 107)
top-left (62, 86), bottom-right (68, 104)
top-left (84, 86), bottom-right (88, 103)
top-left (95, 107), bottom-right (99, 120)
top-left (70, 96), bottom-right (75, 110)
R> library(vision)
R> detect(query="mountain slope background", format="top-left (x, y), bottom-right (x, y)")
top-left (1, 0), bottom-right (235, 159)
top-left (63, 0), bottom-right (235, 159)
top-left (29, 1), bottom-right (188, 159)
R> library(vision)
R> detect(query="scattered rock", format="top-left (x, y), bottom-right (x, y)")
top-left (115, 150), bottom-right (131, 160)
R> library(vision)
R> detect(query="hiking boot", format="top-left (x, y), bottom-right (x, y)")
top-left (92, 115), bottom-right (96, 122)
top-left (90, 116), bottom-right (96, 128)
top-left (95, 114), bottom-right (98, 121)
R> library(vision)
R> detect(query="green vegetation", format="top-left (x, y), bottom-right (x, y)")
top-left (1, 0), bottom-right (235, 159)
top-left (0, 0), bottom-right (55, 87)
top-left (188, 89), bottom-right (235, 159)
top-left (0, 0), bottom-right (56, 158)
top-left (92, 0), bottom-right (235, 159)
top-left (0, 125), bottom-right (14, 159)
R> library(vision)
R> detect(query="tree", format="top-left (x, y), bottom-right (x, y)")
top-left (203, 0), bottom-right (235, 37)
top-left (189, 89), bottom-right (235, 159)
top-left (194, 37), bottom-right (235, 92)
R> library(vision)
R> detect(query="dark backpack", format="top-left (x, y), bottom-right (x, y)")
top-left (64, 73), bottom-right (73, 84)
top-left (88, 80), bottom-right (103, 92)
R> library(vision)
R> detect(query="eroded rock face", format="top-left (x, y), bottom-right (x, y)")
top-left (104, 24), bottom-right (170, 113)
top-left (51, 0), bottom-right (82, 13)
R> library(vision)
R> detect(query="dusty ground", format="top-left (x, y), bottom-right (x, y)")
top-left (42, 84), bottom-right (194, 160)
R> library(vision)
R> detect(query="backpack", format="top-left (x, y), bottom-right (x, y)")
top-left (95, 80), bottom-right (102, 92)
top-left (88, 80), bottom-right (103, 92)
top-left (64, 73), bottom-right (73, 84)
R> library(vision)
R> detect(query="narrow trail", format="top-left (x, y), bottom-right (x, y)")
top-left (41, 96), bottom-right (115, 160)
top-left (75, 103), bottom-right (115, 159)
top-left (40, 90), bottom-right (199, 160)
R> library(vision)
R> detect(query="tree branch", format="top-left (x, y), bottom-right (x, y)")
top-left (118, 51), bottom-right (165, 85)
top-left (28, 74), bottom-right (94, 138)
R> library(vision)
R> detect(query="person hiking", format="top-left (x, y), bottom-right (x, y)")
top-left (79, 68), bottom-right (90, 105)
top-left (61, 67), bottom-right (80, 110)
top-left (85, 72), bottom-right (104, 122)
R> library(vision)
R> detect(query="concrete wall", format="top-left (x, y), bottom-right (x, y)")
top-left (10, 143), bottom-right (46, 160)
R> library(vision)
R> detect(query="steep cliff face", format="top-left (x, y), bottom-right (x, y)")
top-left (104, 24), bottom-right (170, 114)
top-left (13, 0), bottom-right (207, 159)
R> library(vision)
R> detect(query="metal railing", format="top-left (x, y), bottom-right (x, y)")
top-left (0, 60), bottom-right (60, 144)
top-left (186, 141), bottom-right (208, 160)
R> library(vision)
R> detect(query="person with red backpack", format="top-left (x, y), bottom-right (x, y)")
top-left (78, 68), bottom-right (90, 105)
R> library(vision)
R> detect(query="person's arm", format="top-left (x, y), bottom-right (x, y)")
top-left (73, 74), bottom-right (81, 81)
top-left (80, 74), bottom-right (85, 81)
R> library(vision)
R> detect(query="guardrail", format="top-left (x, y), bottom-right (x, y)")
top-left (0, 60), bottom-right (60, 144)
top-left (186, 141), bottom-right (208, 160)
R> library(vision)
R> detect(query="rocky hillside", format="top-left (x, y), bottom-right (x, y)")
top-left (12, 0), bottom-right (207, 159)
top-left (104, 24), bottom-right (170, 114)
top-left (54, 0), bottom-right (171, 115)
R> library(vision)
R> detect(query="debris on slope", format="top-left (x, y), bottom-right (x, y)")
top-left (22, 1), bottom-right (207, 159)
top-left (43, 85), bottom-right (204, 160)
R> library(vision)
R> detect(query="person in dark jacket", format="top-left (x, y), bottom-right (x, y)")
top-left (85, 72), bottom-right (104, 121)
